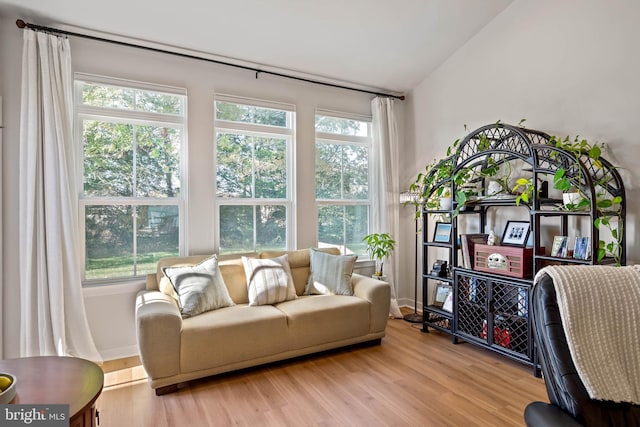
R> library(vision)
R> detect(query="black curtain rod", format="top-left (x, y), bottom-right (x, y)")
top-left (16, 19), bottom-right (405, 101)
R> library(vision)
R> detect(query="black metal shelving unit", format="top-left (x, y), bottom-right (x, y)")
top-left (421, 207), bottom-right (454, 333)
top-left (420, 123), bottom-right (626, 376)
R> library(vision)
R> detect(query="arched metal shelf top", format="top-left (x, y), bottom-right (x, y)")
top-left (454, 123), bottom-right (551, 167)
top-left (437, 122), bottom-right (627, 265)
top-left (452, 123), bottom-right (625, 202)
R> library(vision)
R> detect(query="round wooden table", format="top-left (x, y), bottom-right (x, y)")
top-left (0, 356), bottom-right (103, 427)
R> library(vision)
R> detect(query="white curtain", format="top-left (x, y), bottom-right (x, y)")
top-left (371, 97), bottom-right (403, 318)
top-left (19, 30), bottom-right (102, 363)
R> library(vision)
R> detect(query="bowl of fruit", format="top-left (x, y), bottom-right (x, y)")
top-left (0, 373), bottom-right (16, 404)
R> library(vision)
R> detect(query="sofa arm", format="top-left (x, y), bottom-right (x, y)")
top-left (146, 273), bottom-right (158, 291)
top-left (352, 273), bottom-right (391, 333)
top-left (135, 290), bottom-right (182, 380)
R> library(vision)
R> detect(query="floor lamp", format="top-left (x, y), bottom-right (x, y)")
top-left (400, 191), bottom-right (423, 323)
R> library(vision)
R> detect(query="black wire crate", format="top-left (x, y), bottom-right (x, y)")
top-left (454, 270), bottom-right (532, 359)
top-left (455, 273), bottom-right (488, 339)
top-left (424, 311), bottom-right (451, 332)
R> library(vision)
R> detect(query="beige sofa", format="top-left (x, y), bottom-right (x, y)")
top-left (135, 248), bottom-right (391, 395)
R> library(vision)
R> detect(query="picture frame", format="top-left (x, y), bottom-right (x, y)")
top-left (501, 220), bottom-right (530, 247)
top-left (442, 289), bottom-right (454, 312)
top-left (433, 222), bottom-right (452, 243)
top-left (433, 282), bottom-right (452, 308)
top-left (551, 236), bottom-right (569, 258)
top-left (573, 236), bottom-right (590, 260)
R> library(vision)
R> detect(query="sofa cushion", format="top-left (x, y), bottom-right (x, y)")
top-left (155, 255), bottom-right (210, 290)
top-left (158, 275), bottom-right (179, 300)
top-left (304, 249), bottom-right (357, 296)
top-left (162, 255), bottom-right (235, 318)
top-left (242, 255), bottom-right (297, 306)
top-left (275, 295), bottom-right (370, 348)
top-left (218, 258), bottom-right (250, 304)
top-left (260, 247), bottom-right (340, 295)
top-left (180, 304), bottom-right (289, 372)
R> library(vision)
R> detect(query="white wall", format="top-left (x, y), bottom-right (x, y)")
top-left (400, 0), bottom-right (640, 308)
top-left (0, 13), bottom-right (382, 359)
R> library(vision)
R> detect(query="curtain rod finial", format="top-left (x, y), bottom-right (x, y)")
top-left (16, 19), bottom-right (27, 29)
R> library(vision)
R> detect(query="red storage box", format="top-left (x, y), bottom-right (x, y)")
top-left (481, 319), bottom-right (511, 349)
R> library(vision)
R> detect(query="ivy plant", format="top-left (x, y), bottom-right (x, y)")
top-left (548, 135), bottom-right (623, 264)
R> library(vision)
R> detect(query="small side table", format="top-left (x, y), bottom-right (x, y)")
top-left (0, 356), bottom-right (103, 427)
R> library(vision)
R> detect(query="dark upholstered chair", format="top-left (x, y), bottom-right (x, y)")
top-left (524, 273), bottom-right (640, 427)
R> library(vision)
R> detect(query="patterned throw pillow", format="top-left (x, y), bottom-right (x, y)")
top-left (304, 248), bottom-right (357, 296)
top-left (242, 255), bottom-right (297, 306)
top-left (162, 255), bottom-right (235, 318)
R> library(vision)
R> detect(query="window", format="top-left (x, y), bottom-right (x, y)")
top-left (214, 96), bottom-right (294, 254)
top-left (76, 75), bottom-right (186, 281)
top-left (315, 111), bottom-right (371, 256)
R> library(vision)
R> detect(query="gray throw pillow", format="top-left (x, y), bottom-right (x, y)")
top-left (305, 248), bottom-right (357, 296)
top-left (162, 255), bottom-right (234, 318)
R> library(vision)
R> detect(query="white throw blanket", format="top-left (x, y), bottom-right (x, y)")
top-left (535, 265), bottom-right (640, 404)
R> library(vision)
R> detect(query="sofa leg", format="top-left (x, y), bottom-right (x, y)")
top-left (155, 384), bottom-right (179, 396)
top-left (358, 338), bottom-right (382, 348)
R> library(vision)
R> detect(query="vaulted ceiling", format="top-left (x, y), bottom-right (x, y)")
top-left (1, 0), bottom-right (513, 93)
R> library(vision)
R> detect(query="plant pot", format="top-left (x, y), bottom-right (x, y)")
top-left (439, 197), bottom-right (452, 210)
top-left (372, 274), bottom-right (387, 281)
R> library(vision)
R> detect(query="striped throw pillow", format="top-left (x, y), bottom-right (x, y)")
top-left (242, 255), bottom-right (297, 306)
top-left (162, 255), bottom-right (235, 318)
top-left (304, 248), bottom-right (357, 296)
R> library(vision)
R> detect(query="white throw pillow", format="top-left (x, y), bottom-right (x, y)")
top-left (242, 255), bottom-right (297, 306)
top-left (162, 255), bottom-right (234, 318)
top-left (304, 248), bottom-right (357, 296)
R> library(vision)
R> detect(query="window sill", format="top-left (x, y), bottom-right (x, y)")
top-left (82, 279), bottom-right (146, 297)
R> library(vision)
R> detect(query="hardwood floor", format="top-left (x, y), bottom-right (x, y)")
top-left (97, 314), bottom-right (548, 426)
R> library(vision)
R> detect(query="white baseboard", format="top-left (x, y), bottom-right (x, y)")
top-left (100, 345), bottom-right (139, 362)
top-left (397, 298), bottom-right (422, 308)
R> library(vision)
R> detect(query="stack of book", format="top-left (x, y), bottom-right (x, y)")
top-left (460, 233), bottom-right (489, 269)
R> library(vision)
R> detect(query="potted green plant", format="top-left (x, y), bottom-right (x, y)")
top-left (549, 135), bottom-right (623, 263)
top-left (409, 122), bottom-right (511, 218)
top-left (362, 233), bottom-right (396, 279)
top-left (439, 187), bottom-right (452, 209)
top-left (409, 155), bottom-right (477, 218)
top-left (511, 134), bottom-right (624, 264)
top-left (410, 156), bottom-right (455, 211)
top-left (554, 169), bottom-right (586, 209)
top-left (547, 136), bottom-right (588, 206)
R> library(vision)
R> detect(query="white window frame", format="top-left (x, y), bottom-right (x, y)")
top-left (315, 109), bottom-right (372, 256)
top-left (213, 94), bottom-right (295, 254)
top-left (75, 73), bottom-right (188, 284)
